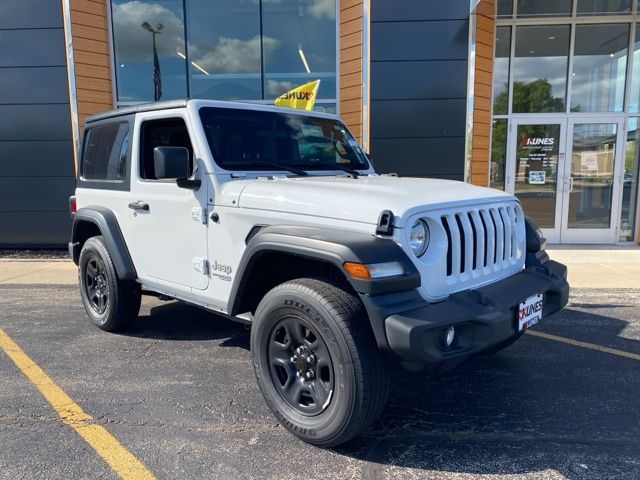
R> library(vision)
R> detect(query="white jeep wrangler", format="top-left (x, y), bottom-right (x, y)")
top-left (69, 99), bottom-right (569, 447)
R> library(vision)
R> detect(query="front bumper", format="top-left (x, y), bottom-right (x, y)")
top-left (365, 260), bottom-right (569, 364)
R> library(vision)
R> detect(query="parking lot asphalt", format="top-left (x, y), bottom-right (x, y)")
top-left (1, 282), bottom-right (640, 479)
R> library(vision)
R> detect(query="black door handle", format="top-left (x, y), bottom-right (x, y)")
top-left (128, 201), bottom-right (149, 211)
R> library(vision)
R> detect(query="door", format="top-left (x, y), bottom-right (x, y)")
top-left (560, 119), bottom-right (625, 243)
top-left (506, 119), bottom-right (566, 243)
top-left (506, 118), bottom-right (626, 244)
top-left (123, 113), bottom-right (209, 290)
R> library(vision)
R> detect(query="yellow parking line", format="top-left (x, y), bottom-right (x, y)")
top-left (527, 329), bottom-right (640, 361)
top-left (0, 329), bottom-right (155, 480)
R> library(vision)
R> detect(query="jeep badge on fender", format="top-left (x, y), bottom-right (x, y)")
top-left (68, 99), bottom-right (569, 447)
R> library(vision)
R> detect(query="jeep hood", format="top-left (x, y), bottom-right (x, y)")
top-left (234, 175), bottom-right (515, 227)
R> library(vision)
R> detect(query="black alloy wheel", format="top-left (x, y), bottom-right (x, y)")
top-left (78, 236), bottom-right (141, 332)
top-left (251, 278), bottom-right (389, 447)
top-left (84, 254), bottom-right (109, 314)
top-left (267, 315), bottom-right (334, 416)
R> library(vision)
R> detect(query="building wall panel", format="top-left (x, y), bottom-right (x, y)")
top-left (0, 0), bottom-right (63, 29)
top-left (370, 138), bottom-right (466, 178)
top-left (371, 61), bottom-right (468, 100)
top-left (0, 105), bottom-right (71, 141)
top-left (0, 67), bottom-right (69, 104)
top-left (0, 29), bottom-right (66, 67)
top-left (0, 3), bottom-right (74, 246)
top-left (371, 20), bottom-right (469, 62)
top-left (0, 142), bottom-right (75, 177)
top-left (369, 0), bottom-right (469, 179)
top-left (370, 99), bottom-right (467, 138)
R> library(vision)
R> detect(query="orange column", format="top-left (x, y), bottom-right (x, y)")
top-left (339, 0), bottom-right (365, 145)
top-left (469, 0), bottom-right (496, 187)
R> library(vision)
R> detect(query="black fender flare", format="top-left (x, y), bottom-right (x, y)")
top-left (69, 207), bottom-right (137, 280)
top-left (524, 215), bottom-right (550, 267)
top-left (227, 225), bottom-right (420, 317)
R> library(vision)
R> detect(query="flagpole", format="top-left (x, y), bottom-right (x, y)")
top-left (141, 21), bottom-right (163, 101)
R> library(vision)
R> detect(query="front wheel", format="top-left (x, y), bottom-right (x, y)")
top-left (250, 278), bottom-right (388, 447)
top-left (78, 236), bottom-right (141, 332)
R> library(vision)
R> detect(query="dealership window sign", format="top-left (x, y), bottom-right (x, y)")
top-left (519, 136), bottom-right (556, 185)
top-left (580, 151), bottom-right (599, 175)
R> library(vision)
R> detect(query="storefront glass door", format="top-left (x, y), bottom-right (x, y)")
top-left (507, 119), bottom-right (566, 243)
top-left (560, 119), bottom-right (625, 243)
top-left (506, 118), bottom-right (625, 243)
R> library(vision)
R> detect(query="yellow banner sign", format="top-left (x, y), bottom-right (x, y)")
top-left (274, 80), bottom-right (320, 111)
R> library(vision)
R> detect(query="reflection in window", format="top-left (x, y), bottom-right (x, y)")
top-left (568, 123), bottom-right (617, 229)
top-left (517, 0), bottom-right (572, 18)
top-left (629, 25), bottom-right (640, 113)
top-left (83, 123), bottom-right (129, 180)
top-left (198, 107), bottom-right (367, 171)
top-left (621, 118), bottom-right (640, 241)
top-left (312, 103), bottom-right (337, 115)
top-left (493, 27), bottom-right (511, 115)
top-left (262, 0), bottom-right (336, 101)
top-left (571, 24), bottom-right (629, 113)
top-left (513, 26), bottom-right (569, 113)
top-left (187, 0), bottom-right (262, 100)
top-left (577, 0), bottom-right (631, 16)
top-left (497, 0), bottom-right (513, 18)
top-left (490, 119), bottom-right (507, 191)
top-left (111, 0), bottom-right (187, 102)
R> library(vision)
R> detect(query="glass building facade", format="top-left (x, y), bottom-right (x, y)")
top-left (491, 0), bottom-right (640, 243)
top-left (109, 0), bottom-right (337, 112)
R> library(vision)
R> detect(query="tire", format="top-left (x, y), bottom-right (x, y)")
top-left (250, 278), bottom-right (388, 447)
top-left (78, 236), bottom-right (141, 332)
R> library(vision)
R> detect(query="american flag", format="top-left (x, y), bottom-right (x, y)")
top-left (152, 38), bottom-right (162, 101)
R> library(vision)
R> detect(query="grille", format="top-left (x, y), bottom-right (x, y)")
top-left (440, 204), bottom-right (522, 278)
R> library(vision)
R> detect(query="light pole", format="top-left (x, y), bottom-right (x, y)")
top-left (141, 21), bottom-right (164, 101)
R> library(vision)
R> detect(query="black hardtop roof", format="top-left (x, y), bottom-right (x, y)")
top-left (85, 99), bottom-right (188, 124)
top-left (84, 98), bottom-right (340, 125)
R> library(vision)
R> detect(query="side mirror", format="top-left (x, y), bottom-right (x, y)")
top-left (153, 147), bottom-right (201, 190)
top-left (153, 147), bottom-right (190, 180)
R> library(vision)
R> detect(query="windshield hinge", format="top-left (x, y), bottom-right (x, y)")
top-left (376, 210), bottom-right (395, 236)
top-left (192, 207), bottom-right (208, 224)
top-left (193, 258), bottom-right (209, 275)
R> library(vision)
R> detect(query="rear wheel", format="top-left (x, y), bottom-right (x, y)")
top-left (78, 236), bottom-right (141, 332)
top-left (250, 278), bottom-right (388, 447)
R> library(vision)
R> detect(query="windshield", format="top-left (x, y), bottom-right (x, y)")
top-left (199, 107), bottom-right (370, 172)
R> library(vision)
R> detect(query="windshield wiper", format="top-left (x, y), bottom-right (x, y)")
top-left (306, 162), bottom-right (361, 179)
top-left (245, 161), bottom-right (308, 176)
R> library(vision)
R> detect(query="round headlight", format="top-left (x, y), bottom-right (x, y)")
top-left (409, 219), bottom-right (429, 257)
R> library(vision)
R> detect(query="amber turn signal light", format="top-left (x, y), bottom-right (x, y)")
top-left (343, 262), bottom-right (371, 279)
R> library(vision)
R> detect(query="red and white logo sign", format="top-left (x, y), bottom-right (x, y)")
top-left (522, 137), bottom-right (554, 146)
top-left (518, 293), bottom-right (543, 331)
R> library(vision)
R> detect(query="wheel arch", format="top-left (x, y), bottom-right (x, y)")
top-left (227, 225), bottom-right (420, 318)
top-left (70, 207), bottom-right (137, 280)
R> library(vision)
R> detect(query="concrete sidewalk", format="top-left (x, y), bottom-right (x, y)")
top-left (547, 247), bottom-right (640, 288)
top-left (1, 247), bottom-right (639, 288)
top-left (0, 259), bottom-right (77, 285)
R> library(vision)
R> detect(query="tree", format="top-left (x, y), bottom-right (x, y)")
top-left (494, 78), bottom-right (565, 114)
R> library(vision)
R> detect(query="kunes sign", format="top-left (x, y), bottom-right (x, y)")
top-left (522, 137), bottom-right (555, 146)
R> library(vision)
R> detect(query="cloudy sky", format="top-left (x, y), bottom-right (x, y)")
top-left (112, 0), bottom-right (336, 101)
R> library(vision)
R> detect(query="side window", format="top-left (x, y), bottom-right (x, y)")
top-left (82, 123), bottom-right (130, 180)
top-left (139, 117), bottom-right (194, 180)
